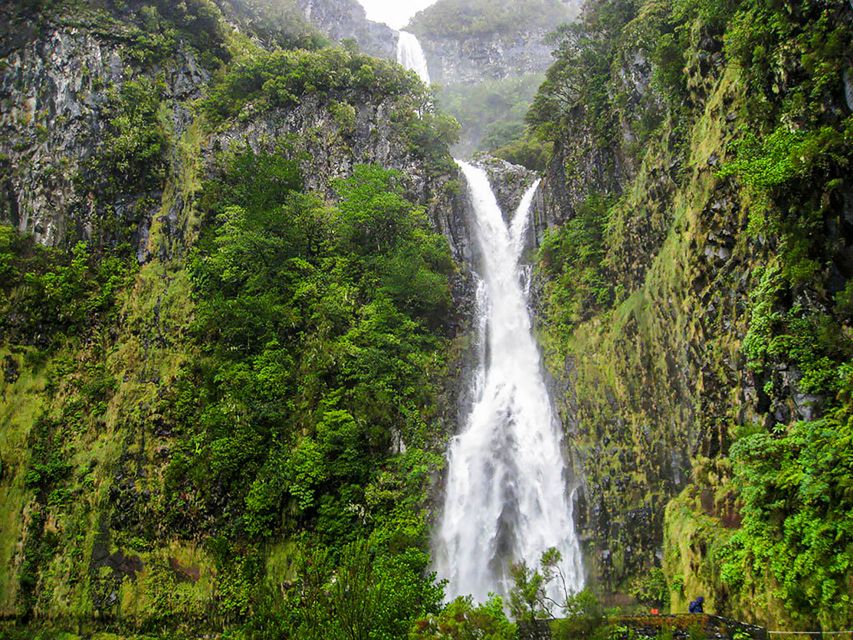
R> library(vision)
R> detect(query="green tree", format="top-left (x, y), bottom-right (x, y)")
top-left (410, 595), bottom-right (517, 639)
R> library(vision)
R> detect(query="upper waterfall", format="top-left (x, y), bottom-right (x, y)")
top-left (434, 161), bottom-right (584, 606)
top-left (396, 31), bottom-right (431, 84)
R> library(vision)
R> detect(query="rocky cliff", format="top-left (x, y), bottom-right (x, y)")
top-left (0, 1), bottom-right (473, 634)
top-left (0, 23), bottom-right (209, 259)
top-left (295, 0), bottom-right (397, 59)
top-left (527, 0), bottom-right (852, 628)
top-left (407, 0), bottom-right (579, 85)
top-left (0, 0), bottom-right (463, 259)
top-left (412, 30), bottom-right (553, 87)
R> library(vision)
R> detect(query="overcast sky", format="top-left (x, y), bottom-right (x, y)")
top-left (355, 0), bottom-right (440, 29)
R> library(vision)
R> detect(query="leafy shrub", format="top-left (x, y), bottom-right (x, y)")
top-left (0, 227), bottom-right (134, 345)
top-left (103, 77), bottom-right (166, 188)
top-left (265, 539), bottom-right (444, 639)
top-left (537, 193), bottom-right (614, 344)
top-left (552, 589), bottom-right (606, 640)
top-left (411, 595), bottom-right (517, 639)
top-left (202, 47), bottom-right (423, 124)
top-left (724, 397), bottom-right (853, 627)
top-left (630, 568), bottom-right (671, 609)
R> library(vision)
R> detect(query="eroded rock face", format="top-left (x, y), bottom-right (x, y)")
top-left (533, 45), bottom-right (664, 238)
top-left (206, 93), bottom-right (471, 266)
top-left (1, 28), bottom-right (121, 246)
top-left (0, 18), bottom-right (468, 265)
top-left (412, 31), bottom-right (555, 85)
top-left (0, 27), bottom-right (209, 256)
top-left (406, 0), bottom-right (581, 85)
top-left (296, 0), bottom-right (397, 59)
top-left (475, 155), bottom-right (538, 222)
top-left (526, 5), bottom-right (851, 612)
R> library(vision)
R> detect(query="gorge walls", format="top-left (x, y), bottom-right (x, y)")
top-left (526, 0), bottom-right (852, 629)
top-left (405, 0), bottom-right (580, 157)
top-left (407, 0), bottom-right (579, 85)
top-left (0, 1), bottom-right (471, 633)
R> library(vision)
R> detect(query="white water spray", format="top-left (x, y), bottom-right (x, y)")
top-left (434, 161), bottom-right (584, 606)
top-left (396, 31), bottom-right (431, 84)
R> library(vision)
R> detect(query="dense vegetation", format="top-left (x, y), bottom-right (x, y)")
top-left (0, 0), bottom-right (461, 636)
top-left (202, 47), bottom-right (423, 124)
top-left (175, 157), bottom-right (456, 636)
top-left (530, 0), bottom-right (852, 628)
top-left (2, 0), bottom-right (851, 634)
top-left (0, 154), bottom-right (458, 638)
top-left (0, 152), bottom-right (457, 638)
top-left (408, 0), bottom-right (576, 37)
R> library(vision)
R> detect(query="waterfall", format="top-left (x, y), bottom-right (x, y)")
top-left (396, 31), bottom-right (431, 84)
top-left (386, 11), bottom-right (584, 609)
top-left (434, 161), bottom-right (584, 607)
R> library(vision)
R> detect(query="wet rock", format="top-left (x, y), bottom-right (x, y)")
top-left (0, 27), bottom-right (209, 255)
top-left (703, 242), bottom-right (731, 265)
top-left (413, 31), bottom-right (555, 85)
top-left (91, 537), bottom-right (143, 579)
top-left (792, 392), bottom-right (823, 422)
top-left (295, 0), bottom-right (396, 60)
top-left (474, 155), bottom-right (538, 223)
top-left (169, 557), bottom-right (201, 583)
top-left (2, 355), bottom-right (19, 384)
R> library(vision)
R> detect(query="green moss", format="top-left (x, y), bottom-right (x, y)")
top-left (530, 0), bottom-right (851, 625)
top-left (663, 488), bottom-right (736, 616)
top-left (0, 348), bottom-right (49, 616)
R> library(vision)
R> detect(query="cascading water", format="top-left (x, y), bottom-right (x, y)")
top-left (396, 31), bottom-right (431, 84)
top-left (433, 161), bottom-right (584, 606)
top-left (392, 26), bottom-right (583, 608)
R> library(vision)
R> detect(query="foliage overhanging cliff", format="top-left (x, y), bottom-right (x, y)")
top-left (527, 0), bottom-right (852, 628)
top-left (0, 0), bottom-right (471, 636)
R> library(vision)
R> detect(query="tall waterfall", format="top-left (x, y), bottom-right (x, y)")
top-left (434, 161), bottom-right (584, 605)
top-left (396, 31), bottom-right (431, 84)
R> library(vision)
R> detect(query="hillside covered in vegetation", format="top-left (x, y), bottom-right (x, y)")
top-left (0, 0), bottom-right (467, 636)
top-left (525, 0), bottom-right (852, 629)
top-left (408, 0), bottom-right (576, 37)
top-left (0, 0), bottom-right (851, 637)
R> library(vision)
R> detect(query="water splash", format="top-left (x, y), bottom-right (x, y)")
top-left (396, 31), bottom-right (431, 84)
top-left (434, 161), bottom-right (584, 606)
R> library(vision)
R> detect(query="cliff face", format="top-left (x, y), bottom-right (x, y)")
top-left (295, 0), bottom-right (397, 59)
top-left (0, 25), bottom-right (207, 256)
top-left (407, 0), bottom-right (579, 85)
top-left (0, 2), bottom-right (461, 260)
top-left (412, 32), bottom-right (554, 86)
top-left (528, 0), bottom-right (852, 628)
top-left (0, 1), bottom-right (471, 632)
